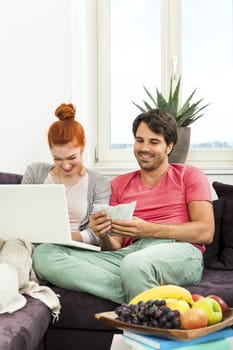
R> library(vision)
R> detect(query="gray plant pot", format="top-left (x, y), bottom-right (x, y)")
top-left (168, 127), bottom-right (191, 163)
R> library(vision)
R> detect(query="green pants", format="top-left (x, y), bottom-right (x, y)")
top-left (32, 239), bottom-right (203, 304)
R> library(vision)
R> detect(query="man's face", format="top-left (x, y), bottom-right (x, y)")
top-left (133, 122), bottom-right (173, 171)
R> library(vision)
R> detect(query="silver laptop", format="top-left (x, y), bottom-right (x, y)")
top-left (0, 184), bottom-right (100, 251)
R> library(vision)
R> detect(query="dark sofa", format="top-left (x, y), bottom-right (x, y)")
top-left (0, 171), bottom-right (233, 350)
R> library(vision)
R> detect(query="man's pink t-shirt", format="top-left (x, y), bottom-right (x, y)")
top-left (110, 164), bottom-right (212, 251)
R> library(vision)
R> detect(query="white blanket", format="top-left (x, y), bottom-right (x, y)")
top-left (0, 239), bottom-right (61, 320)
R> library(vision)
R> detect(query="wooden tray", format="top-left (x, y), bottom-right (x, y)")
top-left (95, 308), bottom-right (233, 341)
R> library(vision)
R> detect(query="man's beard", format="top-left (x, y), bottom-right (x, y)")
top-left (135, 151), bottom-right (165, 171)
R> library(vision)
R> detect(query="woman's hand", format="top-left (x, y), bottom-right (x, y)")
top-left (71, 231), bottom-right (82, 241)
top-left (89, 211), bottom-right (112, 238)
top-left (89, 211), bottom-right (123, 250)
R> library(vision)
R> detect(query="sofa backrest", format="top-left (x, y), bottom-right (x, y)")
top-left (203, 199), bottom-right (223, 268)
top-left (204, 182), bottom-right (233, 271)
top-left (0, 172), bottom-right (22, 184)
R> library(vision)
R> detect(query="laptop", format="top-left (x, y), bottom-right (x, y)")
top-left (0, 184), bottom-right (100, 251)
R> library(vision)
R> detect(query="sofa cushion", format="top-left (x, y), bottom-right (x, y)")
top-left (203, 199), bottom-right (224, 268)
top-left (185, 269), bottom-right (233, 307)
top-left (211, 182), bottom-right (233, 270)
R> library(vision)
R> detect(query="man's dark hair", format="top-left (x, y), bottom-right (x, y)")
top-left (132, 109), bottom-right (178, 146)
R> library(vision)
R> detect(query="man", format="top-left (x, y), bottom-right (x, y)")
top-left (89, 109), bottom-right (214, 300)
top-left (33, 109), bottom-right (214, 304)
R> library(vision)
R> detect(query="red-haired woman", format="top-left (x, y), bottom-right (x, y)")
top-left (22, 103), bottom-right (110, 245)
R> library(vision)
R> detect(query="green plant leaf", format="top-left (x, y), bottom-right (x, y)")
top-left (132, 76), bottom-right (209, 126)
top-left (168, 77), bottom-right (181, 117)
top-left (178, 89), bottom-right (197, 117)
top-left (177, 102), bottom-right (210, 126)
top-left (156, 89), bottom-right (169, 111)
top-left (143, 100), bottom-right (153, 111)
top-left (143, 86), bottom-right (157, 108)
top-left (131, 101), bottom-right (146, 113)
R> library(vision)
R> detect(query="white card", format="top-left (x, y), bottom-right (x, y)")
top-left (93, 201), bottom-right (136, 220)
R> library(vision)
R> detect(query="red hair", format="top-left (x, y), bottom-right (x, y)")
top-left (48, 103), bottom-right (86, 149)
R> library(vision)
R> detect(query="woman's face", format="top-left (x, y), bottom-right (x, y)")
top-left (50, 142), bottom-right (83, 176)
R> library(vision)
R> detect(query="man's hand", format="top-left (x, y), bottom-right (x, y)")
top-left (111, 216), bottom-right (151, 238)
top-left (89, 211), bottom-right (112, 238)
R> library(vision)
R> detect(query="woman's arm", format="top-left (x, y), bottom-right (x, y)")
top-left (78, 171), bottom-right (111, 245)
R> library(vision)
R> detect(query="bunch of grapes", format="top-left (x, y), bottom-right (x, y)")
top-left (115, 299), bottom-right (181, 329)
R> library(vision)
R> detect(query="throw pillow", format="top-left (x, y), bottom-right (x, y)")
top-left (211, 182), bottom-right (233, 270)
top-left (203, 199), bottom-right (224, 268)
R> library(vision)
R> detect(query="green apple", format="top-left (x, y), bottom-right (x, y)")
top-left (193, 297), bottom-right (222, 325)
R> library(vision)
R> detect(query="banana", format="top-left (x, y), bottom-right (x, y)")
top-left (129, 285), bottom-right (194, 306)
top-left (164, 298), bottom-right (191, 313)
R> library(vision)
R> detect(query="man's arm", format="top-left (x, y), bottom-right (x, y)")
top-left (110, 200), bottom-right (214, 245)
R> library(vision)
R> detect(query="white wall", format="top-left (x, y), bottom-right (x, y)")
top-left (0, 0), bottom-right (96, 174)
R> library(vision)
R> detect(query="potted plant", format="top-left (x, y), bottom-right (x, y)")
top-left (132, 77), bottom-right (209, 163)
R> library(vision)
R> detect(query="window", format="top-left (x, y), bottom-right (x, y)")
top-left (110, 0), bottom-right (161, 149)
top-left (96, 0), bottom-right (233, 167)
top-left (182, 0), bottom-right (233, 165)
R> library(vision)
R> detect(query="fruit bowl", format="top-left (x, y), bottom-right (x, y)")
top-left (95, 308), bottom-right (233, 341)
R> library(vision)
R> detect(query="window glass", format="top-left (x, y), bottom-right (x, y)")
top-left (110, 0), bottom-right (161, 149)
top-left (182, 0), bottom-right (233, 149)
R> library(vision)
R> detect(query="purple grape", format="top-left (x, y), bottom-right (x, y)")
top-left (114, 299), bottom-right (182, 329)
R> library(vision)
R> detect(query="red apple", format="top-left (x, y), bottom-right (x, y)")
top-left (192, 294), bottom-right (203, 302)
top-left (180, 308), bottom-right (208, 329)
top-left (207, 295), bottom-right (229, 316)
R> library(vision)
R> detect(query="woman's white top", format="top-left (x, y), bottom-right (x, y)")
top-left (44, 173), bottom-right (89, 242)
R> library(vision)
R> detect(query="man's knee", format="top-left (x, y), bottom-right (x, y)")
top-left (120, 253), bottom-right (140, 277)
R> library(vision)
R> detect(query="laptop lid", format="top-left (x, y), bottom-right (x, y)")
top-left (0, 184), bottom-right (100, 251)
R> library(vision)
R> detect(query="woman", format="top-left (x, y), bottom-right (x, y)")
top-left (22, 103), bottom-right (110, 246)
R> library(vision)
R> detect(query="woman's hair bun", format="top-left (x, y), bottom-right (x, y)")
top-left (55, 103), bottom-right (76, 121)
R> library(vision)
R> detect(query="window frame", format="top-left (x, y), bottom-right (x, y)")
top-left (95, 0), bottom-right (233, 168)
